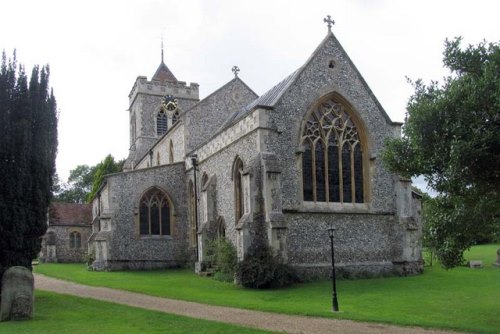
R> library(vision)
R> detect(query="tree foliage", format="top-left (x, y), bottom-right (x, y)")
top-left (382, 38), bottom-right (500, 268)
top-left (87, 155), bottom-right (123, 202)
top-left (0, 51), bottom-right (58, 289)
top-left (53, 165), bottom-right (97, 203)
top-left (53, 155), bottom-right (123, 203)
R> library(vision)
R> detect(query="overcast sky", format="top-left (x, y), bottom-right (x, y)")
top-left (1, 0), bottom-right (499, 192)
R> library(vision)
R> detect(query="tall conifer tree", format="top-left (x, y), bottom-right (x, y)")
top-left (0, 52), bottom-right (58, 299)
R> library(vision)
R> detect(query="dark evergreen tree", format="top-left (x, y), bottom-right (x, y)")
top-left (0, 51), bottom-right (58, 299)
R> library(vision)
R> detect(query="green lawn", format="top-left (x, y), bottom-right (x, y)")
top-left (35, 244), bottom-right (500, 333)
top-left (0, 290), bottom-right (273, 334)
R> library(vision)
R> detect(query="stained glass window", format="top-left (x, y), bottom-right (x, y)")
top-left (301, 98), bottom-right (364, 203)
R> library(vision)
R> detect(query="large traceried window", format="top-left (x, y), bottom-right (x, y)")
top-left (157, 110), bottom-right (168, 136)
top-left (139, 188), bottom-right (172, 236)
top-left (69, 231), bottom-right (81, 249)
top-left (301, 97), bottom-right (364, 204)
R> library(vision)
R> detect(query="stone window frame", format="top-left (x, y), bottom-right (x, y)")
top-left (69, 231), bottom-right (81, 249)
top-left (136, 187), bottom-right (175, 238)
top-left (156, 109), bottom-right (168, 136)
top-left (216, 216), bottom-right (226, 241)
top-left (232, 156), bottom-right (244, 224)
top-left (298, 92), bottom-right (370, 207)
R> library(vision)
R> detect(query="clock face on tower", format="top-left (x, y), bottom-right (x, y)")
top-left (161, 95), bottom-right (178, 112)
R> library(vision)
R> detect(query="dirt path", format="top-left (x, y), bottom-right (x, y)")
top-left (34, 274), bottom-right (461, 334)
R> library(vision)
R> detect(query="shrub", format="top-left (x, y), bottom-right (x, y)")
top-left (208, 238), bottom-right (237, 282)
top-left (235, 245), bottom-right (299, 289)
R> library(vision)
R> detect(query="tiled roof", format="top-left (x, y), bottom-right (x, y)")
top-left (49, 202), bottom-right (92, 226)
top-left (152, 61), bottom-right (177, 82)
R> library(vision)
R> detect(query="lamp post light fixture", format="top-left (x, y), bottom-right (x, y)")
top-left (190, 154), bottom-right (199, 262)
top-left (328, 226), bottom-right (340, 312)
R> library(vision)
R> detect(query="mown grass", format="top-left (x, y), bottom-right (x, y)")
top-left (35, 244), bottom-right (500, 333)
top-left (0, 290), bottom-right (273, 334)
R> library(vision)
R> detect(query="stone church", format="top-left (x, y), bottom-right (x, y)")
top-left (88, 19), bottom-right (423, 277)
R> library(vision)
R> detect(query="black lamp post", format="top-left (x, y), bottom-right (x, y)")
top-left (190, 154), bottom-right (199, 262)
top-left (328, 226), bottom-right (339, 312)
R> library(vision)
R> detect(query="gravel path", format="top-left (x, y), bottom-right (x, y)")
top-left (34, 274), bottom-right (461, 334)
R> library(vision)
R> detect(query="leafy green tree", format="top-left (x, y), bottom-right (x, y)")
top-left (382, 38), bottom-right (500, 268)
top-left (0, 51), bottom-right (58, 292)
top-left (87, 155), bottom-right (124, 202)
top-left (53, 164), bottom-right (97, 203)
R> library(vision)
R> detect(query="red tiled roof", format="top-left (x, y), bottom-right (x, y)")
top-left (152, 61), bottom-right (177, 82)
top-left (49, 202), bottom-right (92, 226)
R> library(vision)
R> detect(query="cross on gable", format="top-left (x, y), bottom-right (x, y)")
top-left (232, 66), bottom-right (240, 77)
top-left (324, 15), bottom-right (335, 31)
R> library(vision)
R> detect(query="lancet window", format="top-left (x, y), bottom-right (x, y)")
top-left (233, 157), bottom-right (244, 222)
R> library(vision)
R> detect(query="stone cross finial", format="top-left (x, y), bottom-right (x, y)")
top-left (324, 15), bottom-right (335, 31)
top-left (232, 66), bottom-right (240, 78)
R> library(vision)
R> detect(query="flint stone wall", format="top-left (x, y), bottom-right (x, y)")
top-left (98, 162), bottom-right (188, 270)
top-left (40, 225), bottom-right (91, 263)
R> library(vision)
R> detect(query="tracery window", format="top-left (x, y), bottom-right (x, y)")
top-left (69, 231), bottom-right (81, 249)
top-left (233, 157), bottom-right (244, 222)
top-left (301, 98), bottom-right (364, 203)
top-left (139, 188), bottom-right (171, 236)
top-left (157, 110), bottom-right (168, 136)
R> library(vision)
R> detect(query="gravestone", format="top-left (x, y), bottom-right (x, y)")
top-left (494, 248), bottom-right (500, 267)
top-left (0, 266), bottom-right (34, 321)
top-left (469, 260), bottom-right (483, 268)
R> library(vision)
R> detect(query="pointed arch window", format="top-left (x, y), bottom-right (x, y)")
top-left (233, 157), bottom-right (244, 222)
top-left (69, 231), bottom-right (81, 249)
top-left (139, 188), bottom-right (172, 236)
top-left (301, 98), bottom-right (364, 203)
top-left (216, 217), bottom-right (226, 241)
top-left (157, 110), bottom-right (168, 136)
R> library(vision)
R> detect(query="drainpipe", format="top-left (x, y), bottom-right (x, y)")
top-left (190, 154), bottom-right (199, 262)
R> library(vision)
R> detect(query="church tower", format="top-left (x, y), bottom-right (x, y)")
top-left (123, 47), bottom-right (199, 170)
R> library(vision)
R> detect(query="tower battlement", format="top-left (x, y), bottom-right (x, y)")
top-left (128, 76), bottom-right (199, 106)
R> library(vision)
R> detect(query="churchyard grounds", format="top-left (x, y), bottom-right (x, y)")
top-left (1, 244), bottom-right (498, 334)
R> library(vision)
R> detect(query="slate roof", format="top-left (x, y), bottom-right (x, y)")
top-left (152, 61), bottom-right (177, 82)
top-left (49, 202), bottom-right (92, 226)
top-left (217, 67), bottom-right (303, 132)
